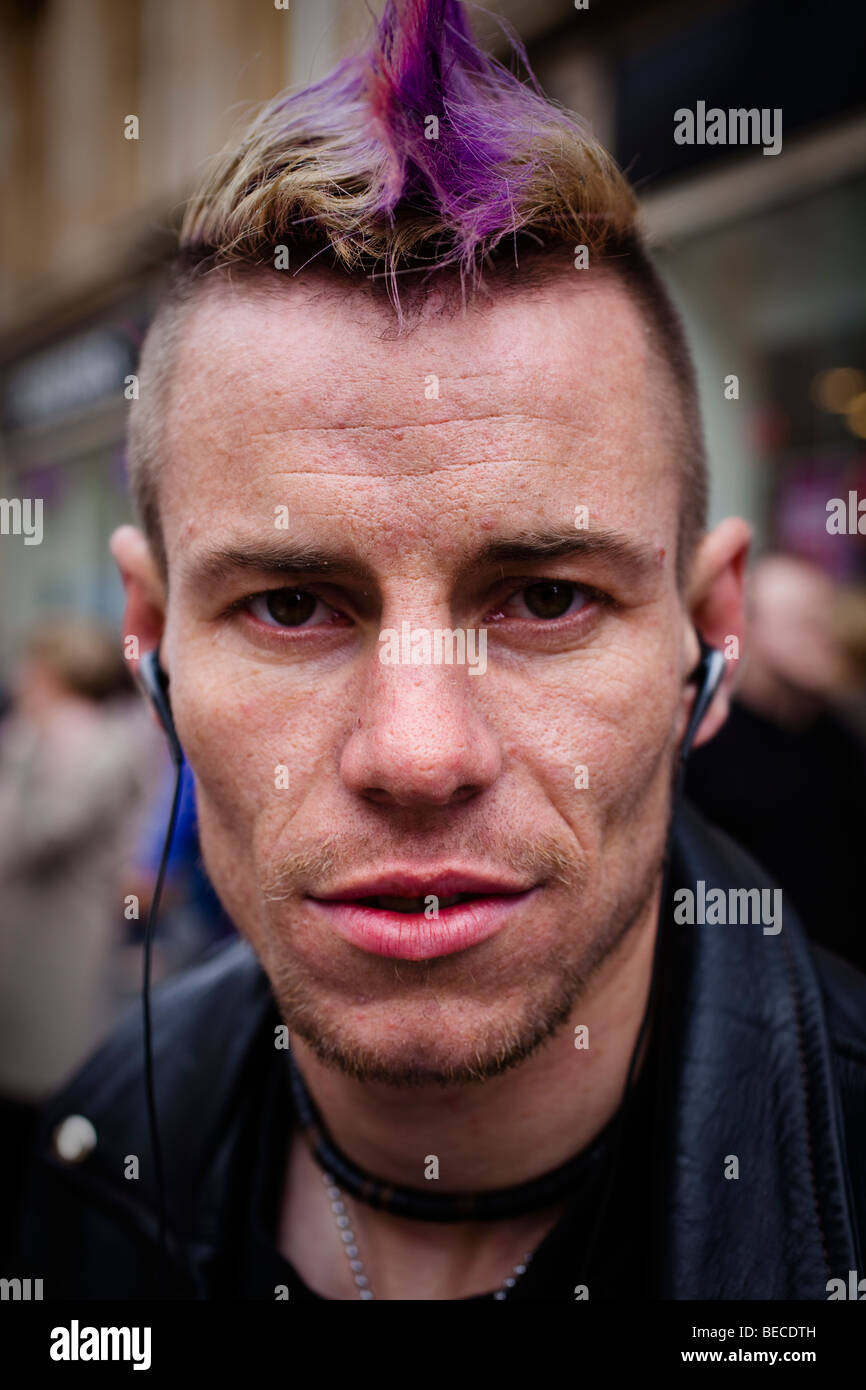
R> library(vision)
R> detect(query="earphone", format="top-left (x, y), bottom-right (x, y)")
top-left (138, 650), bottom-right (182, 767)
top-left (681, 637), bottom-right (727, 769)
top-left (134, 635), bottom-right (726, 1284)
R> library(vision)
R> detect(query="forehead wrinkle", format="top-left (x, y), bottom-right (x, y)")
top-left (174, 287), bottom-right (647, 437)
top-left (183, 374), bottom-right (622, 438)
top-left (207, 394), bottom-right (617, 440)
top-left (201, 418), bottom-right (633, 483)
top-left (242, 411), bottom-right (569, 439)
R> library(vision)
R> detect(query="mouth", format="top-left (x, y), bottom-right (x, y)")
top-left (356, 892), bottom-right (483, 912)
top-left (307, 871), bottom-right (537, 961)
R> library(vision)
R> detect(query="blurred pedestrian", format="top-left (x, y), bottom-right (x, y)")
top-left (686, 553), bottom-right (866, 971)
top-left (0, 616), bottom-right (149, 1260)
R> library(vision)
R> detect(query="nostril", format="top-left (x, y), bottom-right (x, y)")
top-left (452, 784), bottom-right (479, 803)
top-left (363, 787), bottom-right (392, 805)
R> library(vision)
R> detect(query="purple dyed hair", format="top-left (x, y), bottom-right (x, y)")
top-left (179, 0), bottom-right (637, 295)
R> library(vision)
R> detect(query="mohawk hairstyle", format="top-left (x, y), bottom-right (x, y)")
top-left (128, 0), bottom-right (707, 581)
top-left (178, 0), bottom-right (638, 295)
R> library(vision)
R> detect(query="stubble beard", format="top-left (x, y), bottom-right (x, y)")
top-left (255, 819), bottom-right (669, 1089)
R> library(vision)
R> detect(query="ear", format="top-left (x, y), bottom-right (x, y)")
top-left (110, 524), bottom-right (166, 679)
top-left (684, 517), bottom-right (751, 749)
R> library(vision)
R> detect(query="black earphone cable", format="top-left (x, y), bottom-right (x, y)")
top-left (142, 754), bottom-right (184, 1273)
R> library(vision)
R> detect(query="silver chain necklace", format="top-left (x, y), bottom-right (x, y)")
top-left (321, 1170), bottom-right (534, 1300)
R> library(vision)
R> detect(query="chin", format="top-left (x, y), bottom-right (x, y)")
top-left (272, 966), bottom-right (583, 1088)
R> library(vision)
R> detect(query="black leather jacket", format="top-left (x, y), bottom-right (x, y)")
top-left (15, 802), bottom-right (866, 1299)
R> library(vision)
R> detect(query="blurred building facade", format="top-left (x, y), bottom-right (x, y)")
top-left (1, 0), bottom-right (865, 671)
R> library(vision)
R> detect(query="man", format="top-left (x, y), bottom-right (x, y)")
top-left (17, 0), bottom-right (866, 1300)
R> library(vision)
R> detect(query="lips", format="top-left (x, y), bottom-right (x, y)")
top-left (316, 870), bottom-right (529, 902)
top-left (308, 870), bottom-right (536, 961)
top-left (360, 891), bottom-right (478, 912)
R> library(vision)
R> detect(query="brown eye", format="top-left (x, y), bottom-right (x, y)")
top-left (267, 590), bottom-right (317, 625)
top-left (254, 589), bottom-right (319, 627)
top-left (521, 582), bottom-right (579, 620)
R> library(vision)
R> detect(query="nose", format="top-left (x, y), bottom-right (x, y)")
top-left (339, 652), bottom-right (502, 809)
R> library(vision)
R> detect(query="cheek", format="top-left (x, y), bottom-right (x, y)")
top-left (168, 653), bottom-right (348, 845)
top-left (481, 640), bottom-right (680, 833)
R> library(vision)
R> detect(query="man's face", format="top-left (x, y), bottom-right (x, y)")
top-left (146, 269), bottom-right (697, 1085)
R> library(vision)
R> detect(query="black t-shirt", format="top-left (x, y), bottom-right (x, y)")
top-left (224, 1017), bottom-right (660, 1302)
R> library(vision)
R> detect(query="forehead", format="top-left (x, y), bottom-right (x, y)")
top-left (161, 268), bottom-right (679, 566)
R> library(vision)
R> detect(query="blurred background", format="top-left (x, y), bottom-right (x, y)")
top-left (0, 0), bottom-right (865, 1218)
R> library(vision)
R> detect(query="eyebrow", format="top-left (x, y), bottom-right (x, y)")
top-left (183, 527), bottom-right (660, 590)
top-left (183, 540), bottom-right (373, 588)
top-left (467, 529), bottom-right (660, 581)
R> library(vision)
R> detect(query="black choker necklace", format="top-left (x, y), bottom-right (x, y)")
top-left (284, 1051), bottom-right (619, 1223)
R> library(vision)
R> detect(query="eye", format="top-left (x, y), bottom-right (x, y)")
top-left (496, 581), bottom-right (591, 622)
top-left (247, 589), bottom-right (339, 629)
